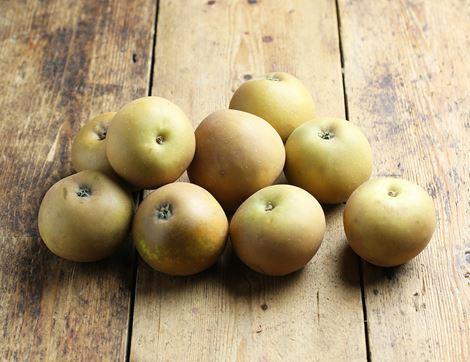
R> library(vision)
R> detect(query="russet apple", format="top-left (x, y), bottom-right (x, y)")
top-left (229, 72), bottom-right (315, 142)
top-left (132, 182), bottom-right (228, 275)
top-left (188, 109), bottom-right (285, 212)
top-left (230, 184), bottom-right (325, 276)
top-left (106, 97), bottom-right (195, 189)
top-left (71, 112), bottom-right (117, 177)
top-left (343, 177), bottom-right (436, 267)
top-left (38, 170), bottom-right (134, 262)
top-left (285, 118), bottom-right (372, 204)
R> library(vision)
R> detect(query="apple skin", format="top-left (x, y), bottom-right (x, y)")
top-left (71, 112), bottom-right (117, 177)
top-left (133, 182), bottom-right (228, 276)
top-left (71, 112), bottom-right (136, 191)
top-left (285, 118), bottom-right (372, 204)
top-left (187, 109), bottom-right (285, 213)
top-left (106, 97), bottom-right (195, 189)
top-left (229, 72), bottom-right (315, 142)
top-left (230, 184), bottom-right (325, 276)
top-left (343, 177), bottom-right (436, 267)
top-left (38, 170), bottom-right (134, 262)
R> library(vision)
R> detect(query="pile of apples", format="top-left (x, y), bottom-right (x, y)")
top-left (38, 72), bottom-right (436, 276)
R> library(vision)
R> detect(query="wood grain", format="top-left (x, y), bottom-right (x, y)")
top-left (338, 0), bottom-right (470, 360)
top-left (0, 1), bottom-right (155, 360)
top-left (130, 1), bottom-right (366, 361)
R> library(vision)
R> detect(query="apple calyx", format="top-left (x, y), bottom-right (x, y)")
top-left (265, 202), bottom-right (275, 211)
top-left (96, 126), bottom-right (108, 141)
top-left (156, 135), bottom-right (164, 144)
top-left (318, 130), bottom-right (335, 140)
top-left (156, 202), bottom-right (172, 220)
top-left (76, 184), bottom-right (92, 197)
top-left (387, 190), bottom-right (398, 197)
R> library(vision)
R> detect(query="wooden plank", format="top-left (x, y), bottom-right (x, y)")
top-left (0, 1), bottom-right (156, 360)
top-left (131, 1), bottom-right (367, 361)
top-left (338, 0), bottom-right (470, 360)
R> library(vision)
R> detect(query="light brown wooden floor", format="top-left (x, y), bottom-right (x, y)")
top-left (0, 1), bottom-right (468, 361)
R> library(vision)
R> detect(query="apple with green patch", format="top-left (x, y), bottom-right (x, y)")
top-left (38, 170), bottom-right (134, 262)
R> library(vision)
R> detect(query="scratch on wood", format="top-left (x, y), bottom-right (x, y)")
top-left (45, 123), bottom-right (65, 162)
top-left (317, 291), bottom-right (320, 322)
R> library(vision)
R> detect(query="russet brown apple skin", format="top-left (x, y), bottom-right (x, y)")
top-left (229, 72), bottom-right (316, 142)
top-left (71, 112), bottom-right (117, 177)
top-left (38, 170), bottom-right (134, 262)
top-left (343, 177), bottom-right (436, 267)
top-left (285, 118), bottom-right (372, 204)
top-left (133, 182), bottom-right (228, 276)
top-left (71, 112), bottom-right (136, 191)
top-left (187, 109), bottom-right (285, 213)
top-left (230, 184), bottom-right (325, 276)
top-left (106, 97), bottom-right (195, 189)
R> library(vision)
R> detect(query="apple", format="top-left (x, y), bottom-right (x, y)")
top-left (106, 97), bottom-right (195, 189)
top-left (343, 177), bottom-right (436, 267)
top-left (187, 109), bottom-right (285, 212)
top-left (132, 182), bottom-right (228, 275)
top-left (285, 117), bottom-right (372, 204)
top-left (230, 184), bottom-right (325, 276)
top-left (71, 112), bottom-right (117, 177)
top-left (229, 72), bottom-right (316, 142)
top-left (38, 170), bottom-right (134, 262)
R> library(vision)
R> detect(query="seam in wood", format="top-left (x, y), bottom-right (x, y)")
top-left (334, 0), bottom-right (349, 121)
top-left (147, 0), bottom-right (160, 98)
top-left (358, 257), bottom-right (371, 362)
top-left (125, 2), bottom-right (161, 361)
top-left (334, 1), bottom-right (371, 361)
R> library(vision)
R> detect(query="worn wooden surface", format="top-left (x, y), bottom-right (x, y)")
top-left (339, 0), bottom-right (470, 360)
top-left (0, 0), bottom-right (469, 361)
top-left (130, 1), bottom-right (366, 361)
top-left (0, 0), bottom-right (155, 360)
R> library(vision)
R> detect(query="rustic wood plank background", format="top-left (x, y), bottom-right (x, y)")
top-left (131, 1), bottom-right (366, 361)
top-left (0, 1), bottom-right (155, 360)
top-left (0, 0), bottom-right (468, 361)
top-left (339, 0), bottom-right (470, 360)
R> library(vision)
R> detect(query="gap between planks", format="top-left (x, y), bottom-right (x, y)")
top-left (125, 1), bottom-right (161, 361)
top-left (333, 1), bottom-right (371, 360)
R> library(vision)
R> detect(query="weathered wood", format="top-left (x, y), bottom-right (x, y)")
top-left (0, 1), bottom-right (155, 360)
top-left (130, 1), bottom-right (366, 361)
top-left (339, 0), bottom-right (470, 360)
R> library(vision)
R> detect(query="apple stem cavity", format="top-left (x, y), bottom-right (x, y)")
top-left (388, 190), bottom-right (398, 197)
top-left (265, 202), bottom-right (275, 211)
top-left (265, 74), bottom-right (280, 82)
top-left (96, 126), bottom-right (107, 141)
top-left (76, 184), bottom-right (92, 198)
top-left (318, 130), bottom-right (335, 140)
top-left (156, 135), bottom-right (164, 144)
top-left (156, 202), bottom-right (172, 220)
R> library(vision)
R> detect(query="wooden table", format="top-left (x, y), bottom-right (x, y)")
top-left (1, 1), bottom-right (468, 361)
